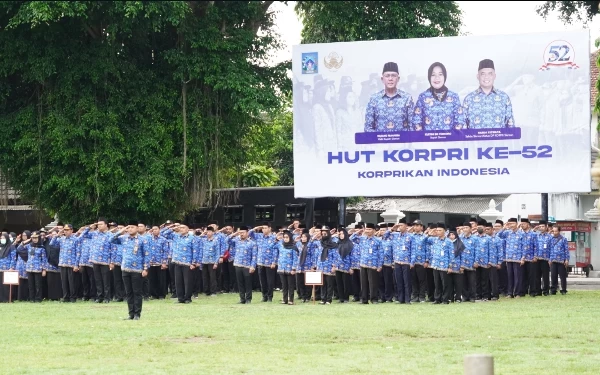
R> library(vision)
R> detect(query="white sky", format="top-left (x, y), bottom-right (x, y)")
top-left (270, 0), bottom-right (600, 64)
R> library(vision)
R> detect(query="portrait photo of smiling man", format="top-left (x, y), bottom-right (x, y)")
top-left (462, 59), bottom-right (516, 129)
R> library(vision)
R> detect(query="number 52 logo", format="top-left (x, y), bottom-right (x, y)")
top-left (539, 40), bottom-right (579, 71)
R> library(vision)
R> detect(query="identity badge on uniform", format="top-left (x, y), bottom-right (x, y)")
top-left (369, 248), bottom-right (372, 254)
top-left (441, 251), bottom-right (444, 256)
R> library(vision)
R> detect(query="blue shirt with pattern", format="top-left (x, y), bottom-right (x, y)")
top-left (17, 256), bottom-right (27, 279)
top-left (462, 87), bottom-right (515, 129)
top-left (111, 243), bottom-right (122, 266)
top-left (427, 237), bottom-right (453, 271)
top-left (490, 234), bottom-right (505, 266)
top-left (274, 241), bottom-right (299, 274)
top-left (412, 89), bottom-right (465, 130)
top-left (86, 230), bottom-right (114, 265)
top-left (295, 241), bottom-right (313, 272)
top-left (315, 241), bottom-right (342, 276)
top-left (474, 234), bottom-right (492, 267)
top-left (161, 229), bottom-right (198, 266)
top-left (79, 237), bottom-right (93, 267)
top-left (409, 233), bottom-right (428, 266)
top-left (334, 239), bottom-right (354, 273)
top-left (388, 231), bottom-right (412, 265)
top-left (231, 237), bottom-right (258, 269)
top-left (199, 236), bottom-right (221, 265)
top-left (249, 231), bottom-right (278, 267)
top-left (549, 235), bottom-right (569, 263)
top-left (0, 245), bottom-right (17, 270)
top-left (459, 235), bottom-right (479, 270)
top-left (111, 234), bottom-right (149, 273)
top-left (50, 232), bottom-right (86, 268)
top-left (364, 89), bottom-right (414, 132)
top-left (18, 244), bottom-right (47, 273)
top-left (352, 235), bottom-right (383, 269)
top-left (535, 232), bottom-right (552, 260)
top-left (147, 235), bottom-right (168, 266)
top-left (521, 230), bottom-right (538, 262)
top-left (498, 230), bottom-right (524, 262)
top-left (448, 243), bottom-right (462, 274)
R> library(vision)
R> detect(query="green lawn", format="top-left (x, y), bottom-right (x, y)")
top-left (2, 291), bottom-right (599, 374)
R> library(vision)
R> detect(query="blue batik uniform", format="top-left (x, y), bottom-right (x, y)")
top-left (17, 256), bottom-right (27, 279)
top-left (227, 237), bottom-right (237, 262)
top-left (459, 235), bottom-right (479, 270)
top-left (199, 237), bottom-right (221, 265)
top-left (249, 231), bottom-right (277, 267)
top-left (364, 89), bottom-right (414, 132)
top-left (295, 242), bottom-right (313, 272)
top-left (549, 235), bottom-right (569, 263)
top-left (410, 233), bottom-right (428, 266)
top-left (499, 230), bottom-right (524, 262)
top-left (111, 243), bottom-right (123, 266)
top-left (490, 235), bottom-right (505, 266)
top-left (87, 231), bottom-right (114, 265)
top-left (535, 232), bottom-right (552, 261)
top-left (161, 229), bottom-right (198, 266)
top-left (462, 87), bottom-right (515, 129)
top-left (274, 241), bottom-right (299, 274)
top-left (412, 89), bottom-right (466, 130)
top-left (350, 237), bottom-right (361, 270)
top-left (213, 232), bottom-right (228, 259)
top-left (427, 237), bottom-right (452, 271)
top-left (18, 244), bottom-right (47, 273)
top-left (147, 235), bottom-right (168, 266)
top-left (389, 232), bottom-right (412, 265)
top-left (448, 245), bottom-right (462, 274)
top-left (0, 245), bottom-right (17, 270)
top-left (315, 241), bottom-right (342, 275)
top-left (50, 232), bottom-right (86, 268)
top-left (111, 235), bottom-right (149, 273)
top-left (335, 242), bottom-right (354, 273)
top-left (353, 235), bottom-right (383, 269)
top-left (79, 237), bottom-right (93, 267)
top-left (474, 234), bottom-right (492, 267)
top-left (521, 230), bottom-right (538, 262)
top-left (382, 238), bottom-right (393, 267)
top-left (231, 238), bottom-right (258, 269)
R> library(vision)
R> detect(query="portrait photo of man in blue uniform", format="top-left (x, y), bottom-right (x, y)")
top-left (462, 59), bottom-right (516, 129)
top-left (363, 62), bottom-right (414, 132)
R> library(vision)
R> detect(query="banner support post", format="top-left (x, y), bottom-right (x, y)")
top-left (339, 198), bottom-right (346, 227)
top-left (542, 193), bottom-right (549, 222)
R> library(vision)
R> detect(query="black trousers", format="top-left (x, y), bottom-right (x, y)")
top-left (498, 262), bottom-right (508, 295)
top-left (235, 267), bottom-right (253, 303)
top-left (536, 260), bottom-right (550, 295)
top-left (520, 261), bottom-right (538, 296)
top-left (360, 267), bottom-right (379, 303)
top-left (322, 274), bottom-right (335, 303)
top-left (174, 264), bottom-right (192, 303)
top-left (380, 265), bottom-right (394, 302)
top-left (216, 263), bottom-right (224, 292)
top-left (506, 262), bottom-right (522, 297)
top-left (122, 271), bottom-right (143, 317)
top-left (73, 270), bottom-right (83, 299)
top-left (202, 264), bottom-right (218, 295)
top-left (148, 266), bottom-right (167, 298)
top-left (60, 267), bottom-right (77, 302)
top-left (551, 262), bottom-right (568, 293)
top-left (425, 267), bottom-right (436, 301)
top-left (475, 267), bottom-right (490, 300)
top-left (489, 266), bottom-right (499, 298)
top-left (92, 264), bottom-right (111, 302)
top-left (113, 265), bottom-right (125, 300)
top-left (223, 261), bottom-right (237, 292)
top-left (351, 270), bottom-right (361, 300)
top-left (28, 272), bottom-right (43, 302)
top-left (191, 267), bottom-right (202, 295)
top-left (447, 273), bottom-right (463, 302)
top-left (296, 273), bottom-right (309, 301)
top-left (168, 261), bottom-right (176, 295)
top-left (258, 266), bottom-right (276, 301)
top-left (80, 266), bottom-right (96, 300)
top-left (335, 271), bottom-right (352, 302)
top-left (463, 270), bottom-right (477, 301)
top-left (280, 273), bottom-right (296, 303)
top-left (432, 269), bottom-right (449, 303)
top-left (410, 264), bottom-right (427, 301)
top-left (0, 283), bottom-right (17, 303)
top-left (393, 264), bottom-right (411, 303)
top-left (18, 278), bottom-right (29, 301)
top-left (46, 272), bottom-right (62, 301)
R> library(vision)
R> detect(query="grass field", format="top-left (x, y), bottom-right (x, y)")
top-left (2, 291), bottom-right (600, 374)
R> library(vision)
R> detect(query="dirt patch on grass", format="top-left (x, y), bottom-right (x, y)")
top-left (166, 336), bottom-right (218, 344)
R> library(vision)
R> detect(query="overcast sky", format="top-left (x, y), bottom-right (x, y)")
top-left (270, 1), bottom-right (600, 63)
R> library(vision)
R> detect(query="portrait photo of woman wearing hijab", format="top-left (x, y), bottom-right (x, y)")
top-left (411, 62), bottom-right (466, 131)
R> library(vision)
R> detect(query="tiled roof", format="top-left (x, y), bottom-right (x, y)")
top-left (347, 195), bottom-right (509, 215)
top-left (592, 51), bottom-right (598, 108)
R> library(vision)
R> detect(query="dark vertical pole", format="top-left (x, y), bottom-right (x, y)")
top-left (541, 193), bottom-right (549, 222)
top-left (339, 198), bottom-right (346, 227)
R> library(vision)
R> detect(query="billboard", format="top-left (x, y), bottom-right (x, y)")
top-left (292, 31), bottom-right (591, 198)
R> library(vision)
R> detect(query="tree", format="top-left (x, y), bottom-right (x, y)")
top-left (537, 1), bottom-right (600, 24)
top-left (0, 1), bottom-right (289, 225)
top-left (241, 165), bottom-right (279, 187)
top-left (295, 1), bottom-right (463, 44)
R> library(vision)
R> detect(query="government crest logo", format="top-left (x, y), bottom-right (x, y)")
top-left (539, 40), bottom-right (579, 71)
top-left (301, 52), bottom-right (318, 74)
top-left (324, 52), bottom-right (343, 72)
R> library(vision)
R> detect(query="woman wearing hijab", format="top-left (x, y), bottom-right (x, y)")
top-left (334, 228), bottom-right (354, 303)
top-left (15, 231), bottom-right (30, 301)
top-left (41, 231), bottom-right (62, 301)
top-left (315, 226), bottom-right (342, 305)
top-left (295, 231), bottom-right (313, 303)
top-left (17, 231), bottom-right (48, 302)
top-left (447, 230), bottom-right (464, 303)
top-left (274, 230), bottom-right (299, 305)
top-left (0, 232), bottom-right (17, 302)
top-left (411, 62), bottom-right (466, 131)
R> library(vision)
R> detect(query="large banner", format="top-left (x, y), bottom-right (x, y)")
top-left (292, 31), bottom-right (591, 198)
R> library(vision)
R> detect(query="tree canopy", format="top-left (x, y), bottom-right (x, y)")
top-left (0, 1), bottom-right (289, 225)
top-left (537, 1), bottom-right (600, 24)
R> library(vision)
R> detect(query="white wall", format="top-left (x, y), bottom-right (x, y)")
top-left (550, 193), bottom-right (581, 220)
top-left (501, 194), bottom-right (542, 221)
top-left (591, 112), bottom-right (598, 148)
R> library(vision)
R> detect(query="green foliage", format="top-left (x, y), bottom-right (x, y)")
top-left (537, 1), bottom-right (600, 24)
top-left (295, 1), bottom-right (463, 43)
top-left (0, 1), bottom-right (289, 225)
top-left (241, 165), bottom-right (279, 187)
